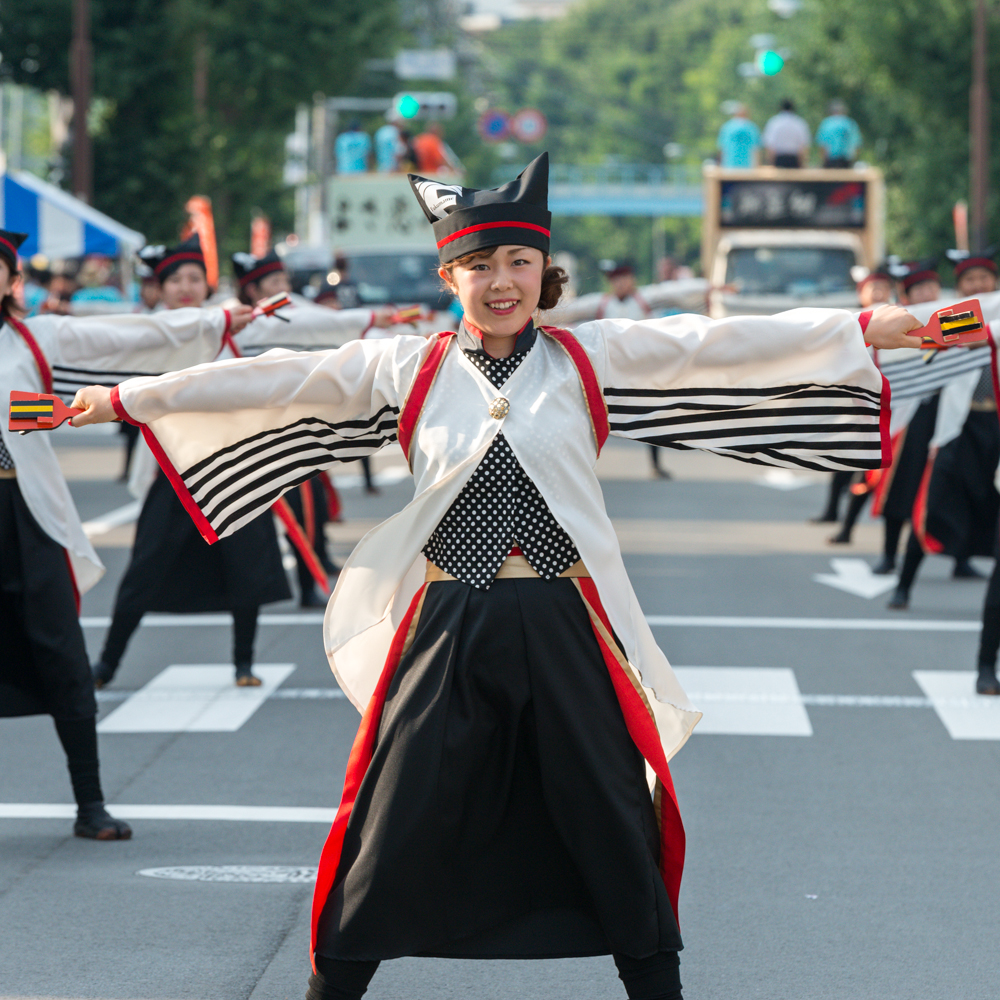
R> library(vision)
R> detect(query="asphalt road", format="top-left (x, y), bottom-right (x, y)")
top-left (2, 428), bottom-right (998, 1000)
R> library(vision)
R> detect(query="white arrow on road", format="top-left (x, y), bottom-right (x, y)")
top-left (758, 469), bottom-right (814, 491)
top-left (813, 558), bottom-right (898, 599)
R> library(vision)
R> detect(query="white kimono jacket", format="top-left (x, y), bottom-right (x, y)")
top-left (115, 308), bottom-right (885, 762)
top-left (0, 307), bottom-right (229, 592)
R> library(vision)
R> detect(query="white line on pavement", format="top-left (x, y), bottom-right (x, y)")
top-left (79, 613), bottom-right (982, 632)
top-left (913, 671), bottom-right (1000, 739)
top-left (96, 686), bottom-right (346, 703)
top-left (81, 500), bottom-right (142, 538)
top-left (97, 664), bottom-right (295, 733)
top-left (0, 804), bottom-right (337, 822)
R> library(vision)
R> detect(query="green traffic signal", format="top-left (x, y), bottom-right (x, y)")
top-left (397, 94), bottom-right (421, 119)
top-left (757, 50), bottom-right (784, 75)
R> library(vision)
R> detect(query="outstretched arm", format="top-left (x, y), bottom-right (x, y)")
top-left (29, 305), bottom-right (253, 400)
top-left (236, 302), bottom-right (393, 354)
top-left (590, 304), bottom-right (920, 473)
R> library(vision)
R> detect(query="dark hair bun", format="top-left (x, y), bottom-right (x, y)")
top-left (537, 265), bottom-right (569, 311)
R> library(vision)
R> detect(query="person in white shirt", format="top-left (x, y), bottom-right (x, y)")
top-left (762, 99), bottom-right (811, 168)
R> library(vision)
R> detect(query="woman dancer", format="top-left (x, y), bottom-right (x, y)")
top-left (71, 155), bottom-right (921, 994)
top-left (91, 235), bottom-right (290, 688)
top-left (0, 228), bottom-right (251, 838)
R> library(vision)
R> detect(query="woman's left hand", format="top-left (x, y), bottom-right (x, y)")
top-left (70, 385), bottom-right (118, 426)
top-left (864, 304), bottom-right (924, 351)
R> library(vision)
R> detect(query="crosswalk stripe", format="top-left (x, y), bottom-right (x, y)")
top-left (912, 671), bottom-right (1000, 740)
top-left (97, 664), bottom-right (295, 733)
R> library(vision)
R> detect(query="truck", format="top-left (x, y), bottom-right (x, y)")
top-left (701, 164), bottom-right (885, 319)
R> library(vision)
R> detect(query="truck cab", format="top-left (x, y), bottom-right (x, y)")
top-left (702, 165), bottom-right (884, 319)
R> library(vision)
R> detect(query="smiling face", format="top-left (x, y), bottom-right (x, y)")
top-left (247, 269), bottom-right (291, 305)
top-left (160, 262), bottom-right (209, 309)
top-left (440, 245), bottom-right (547, 343)
top-left (0, 258), bottom-right (14, 298)
top-left (901, 279), bottom-right (941, 305)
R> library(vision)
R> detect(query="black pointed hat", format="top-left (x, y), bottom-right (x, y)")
top-left (408, 152), bottom-right (552, 263)
top-left (232, 248), bottom-right (285, 288)
top-left (946, 245), bottom-right (998, 278)
top-left (138, 234), bottom-right (206, 283)
top-left (0, 229), bottom-right (28, 272)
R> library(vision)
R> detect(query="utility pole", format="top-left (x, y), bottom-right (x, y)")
top-left (970, 0), bottom-right (990, 252)
top-left (70, 0), bottom-right (93, 203)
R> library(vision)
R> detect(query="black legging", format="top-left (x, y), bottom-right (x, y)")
top-left (818, 471), bottom-right (853, 522)
top-left (978, 555), bottom-right (1000, 667)
top-left (882, 515), bottom-right (905, 563)
top-left (306, 951), bottom-right (682, 1000)
top-left (896, 531), bottom-right (925, 593)
top-left (100, 606), bottom-right (259, 673)
top-left (53, 716), bottom-right (103, 806)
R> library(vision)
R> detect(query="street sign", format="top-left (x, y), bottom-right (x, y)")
top-left (395, 49), bottom-right (456, 81)
top-left (328, 175), bottom-right (438, 248)
top-left (478, 109), bottom-right (511, 142)
top-left (510, 108), bottom-right (548, 144)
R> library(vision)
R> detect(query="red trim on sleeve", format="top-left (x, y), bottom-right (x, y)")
top-left (7, 316), bottom-right (53, 394)
top-left (436, 220), bottom-right (551, 249)
top-left (360, 311), bottom-right (375, 339)
top-left (878, 373), bottom-right (892, 469)
top-left (540, 326), bottom-right (610, 454)
top-left (858, 310), bottom-right (873, 338)
top-left (139, 425), bottom-right (219, 544)
top-left (396, 332), bottom-right (456, 466)
top-left (310, 583), bottom-right (429, 971)
top-left (109, 385), bottom-right (139, 426)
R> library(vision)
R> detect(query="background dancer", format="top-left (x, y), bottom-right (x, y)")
top-left (0, 227), bottom-right (250, 839)
top-left (69, 154), bottom-right (923, 999)
top-left (91, 236), bottom-right (287, 689)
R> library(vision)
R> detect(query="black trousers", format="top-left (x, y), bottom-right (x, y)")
top-left (978, 540), bottom-right (1000, 667)
top-left (317, 578), bottom-right (680, 963)
top-left (0, 479), bottom-right (95, 720)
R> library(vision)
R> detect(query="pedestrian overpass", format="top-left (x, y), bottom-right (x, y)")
top-left (494, 163), bottom-right (704, 217)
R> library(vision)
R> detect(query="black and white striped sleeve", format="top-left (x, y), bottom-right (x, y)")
top-left (596, 309), bottom-right (890, 473)
top-left (115, 338), bottom-right (418, 541)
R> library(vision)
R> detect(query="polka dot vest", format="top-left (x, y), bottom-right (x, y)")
top-left (422, 328), bottom-right (581, 588)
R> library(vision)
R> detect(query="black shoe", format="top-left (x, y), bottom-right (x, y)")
top-left (74, 802), bottom-right (132, 840)
top-left (91, 661), bottom-right (116, 690)
top-left (234, 663), bottom-right (262, 687)
top-left (976, 665), bottom-right (1000, 695)
top-left (299, 590), bottom-right (327, 608)
top-left (871, 557), bottom-right (896, 575)
top-left (953, 559), bottom-right (986, 580)
top-left (887, 587), bottom-right (909, 610)
top-left (653, 466), bottom-right (673, 480)
top-left (828, 531), bottom-right (851, 545)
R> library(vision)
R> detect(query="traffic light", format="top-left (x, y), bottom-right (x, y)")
top-left (757, 49), bottom-right (785, 75)
top-left (392, 92), bottom-right (457, 121)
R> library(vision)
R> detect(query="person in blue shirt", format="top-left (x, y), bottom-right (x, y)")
top-left (716, 104), bottom-right (761, 169)
top-left (816, 101), bottom-right (862, 168)
top-left (335, 120), bottom-right (372, 174)
top-left (374, 116), bottom-right (406, 173)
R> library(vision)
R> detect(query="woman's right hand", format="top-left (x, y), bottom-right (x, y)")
top-left (70, 386), bottom-right (118, 426)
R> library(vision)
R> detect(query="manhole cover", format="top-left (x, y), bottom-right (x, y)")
top-left (138, 865), bottom-right (318, 883)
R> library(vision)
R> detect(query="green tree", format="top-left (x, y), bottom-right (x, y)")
top-left (1, 0), bottom-right (397, 252)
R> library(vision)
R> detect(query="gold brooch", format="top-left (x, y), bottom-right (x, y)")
top-left (489, 396), bottom-right (511, 419)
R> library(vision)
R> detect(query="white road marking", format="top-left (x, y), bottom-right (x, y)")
top-left (647, 614), bottom-right (979, 631)
top-left (758, 469), bottom-right (814, 491)
top-left (96, 686), bottom-right (346, 703)
top-left (79, 612), bottom-right (982, 632)
top-left (138, 865), bottom-right (318, 883)
top-left (81, 500), bottom-right (142, 538)
top-left (813, 558), bottom-right (899, 599)
top-left (674, 667), bottom-right (813, 736)
top-left (0, 804), bottom-right (336, 822)
top-left (97, 664), bottom-right (295, 733)
top-left (912, 671), bottom-right (1000, 739)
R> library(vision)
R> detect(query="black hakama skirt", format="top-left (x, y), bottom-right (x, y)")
top-left (0, 479), bottom-right (96, 720)
top-left (879, 394), bottom-right (939, 521)
top-left (921, 409), bottom-right (1000, 558)
top-left (314, 577), bottom-right (682, 964)
top-left (112, 473), bottom-right (290, 614)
